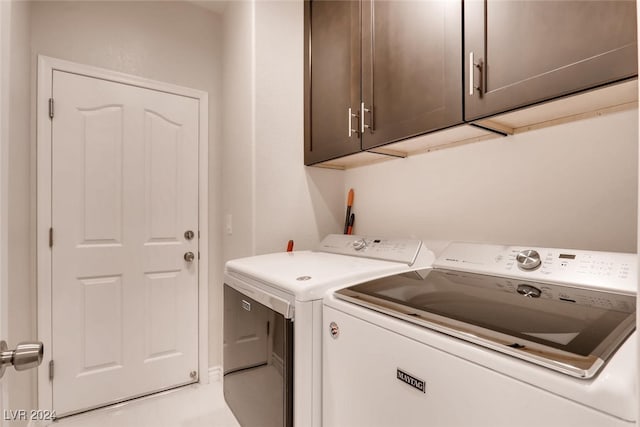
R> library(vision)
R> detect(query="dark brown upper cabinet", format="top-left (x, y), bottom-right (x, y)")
top-left (465, 0), bottom-right (638, 122)
top-left (305, 0), bottom-right (361, 165)
top-left (305, 0), bottom-right (463, 165)
top-left (360, 0), bottom-right (463, 150)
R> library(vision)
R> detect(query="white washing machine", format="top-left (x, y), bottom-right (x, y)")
top-left (222, 234), bottom-right (436, 427)
top-left (323, 242), bottom-right (637, 427)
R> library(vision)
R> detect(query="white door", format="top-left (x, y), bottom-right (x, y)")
top-left (51, 70), bottom-right (200, 415)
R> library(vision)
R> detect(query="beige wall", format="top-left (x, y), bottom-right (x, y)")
top-left (1, 0), bottom-right (13, 419)
top-left (219, 0), bottom-right (345, 368)
top-left (220, 0), bottom-right (255, 367)
top-left (222, 0), bottom-right (255, 264)
top-left (5, 0), bottom-right (34, 421)
top-left (221, 0), bottom-right (343, 259)
top-left (344, 109), bottom-right (638, 252)
top-left (219, 0), bottom-right (344, 365)
top-left (253, 0), bottom-right (343, 255)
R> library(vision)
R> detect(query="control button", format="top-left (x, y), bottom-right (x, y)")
top-left (517, 284), bottom-right (542, 298)
top-left (516, 250), bottom-right (542, 271)
top-left (352, 239), bottom-right (367, 251)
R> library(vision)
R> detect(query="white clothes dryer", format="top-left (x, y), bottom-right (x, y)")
top-left (223, 234), bottom-right (436, 427)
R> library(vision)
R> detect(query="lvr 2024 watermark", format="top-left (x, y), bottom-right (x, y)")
top-left (3, 409), bottom-right (56, 422)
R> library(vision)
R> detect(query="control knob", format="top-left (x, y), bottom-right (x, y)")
top-left (517, 284), bottom-right (542, 298)
top-left (352, 239), bottom-right (367, 251)
top-left (516, 249), bottom-right (541, 271)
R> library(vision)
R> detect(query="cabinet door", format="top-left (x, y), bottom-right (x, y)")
top-left (465, 0), bottom-right (638, 121)
top-left (361, 0), bottom-right (462, 150)
top-left (304, 0), bottom-right (361, 165)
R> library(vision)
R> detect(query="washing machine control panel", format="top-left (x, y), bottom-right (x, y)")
top-left (436, 243), bottom-right (637, 294)
top-left (318, 234), bottom-right (423, 265)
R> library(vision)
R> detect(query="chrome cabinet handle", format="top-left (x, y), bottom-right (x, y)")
top-left (0, 340), bottom-right (44, 379)
top-left (360, 102), bottom-right (370, 134)
top-left (184, 252), bottom-right (195, 262)
top-left (469, 52), bottom-right (474, 96)
top-left (347, 107), bottom-right (358, 138)
top-left (469, 52), bottom-right (483, 97)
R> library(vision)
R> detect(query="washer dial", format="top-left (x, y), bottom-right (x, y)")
top-left (516, 249), bottom-right (542, 270)
top-left (352, 239), bottom-right (367, 251)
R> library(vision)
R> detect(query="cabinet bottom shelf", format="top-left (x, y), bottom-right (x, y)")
top-left (309, 79), bottom-right (638, 170)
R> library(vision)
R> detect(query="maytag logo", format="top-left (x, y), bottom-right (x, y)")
top-left (397, 368), bottom-right (426, 393)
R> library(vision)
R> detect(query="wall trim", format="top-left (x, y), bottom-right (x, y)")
top-left (36, 55), bottom-right (210, 411)
top-left (272, 353), bottom-right (284, 376)
top-left (208, 366), bottom-right (222, 383)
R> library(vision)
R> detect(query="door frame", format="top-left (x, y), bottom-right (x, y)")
top-left (0, 0), bottom-right (10, 419)
top-left (36, 55), bottom-right (209, 411)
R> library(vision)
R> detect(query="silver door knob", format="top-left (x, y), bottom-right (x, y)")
top-left (0, 340), bottom-right (44, 379)
top-left (184, 252), bottom-right (195, 262)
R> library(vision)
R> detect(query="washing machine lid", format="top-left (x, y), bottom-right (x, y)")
top-left (225, 251), bottom-right (423, 301)
top-left (335, 268), bottom-right (636, 378)
top-left (335, 242), bottom-right (638, 378)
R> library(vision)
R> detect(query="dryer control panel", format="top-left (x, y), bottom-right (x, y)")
top-left (435, 243), bottom-right (637, 294)
top-left (318, 234), bottom-right (423, 265)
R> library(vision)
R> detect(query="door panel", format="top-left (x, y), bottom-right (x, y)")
top-left (51, 70), bottom-right (199, 415)
top-left (145, 111), bottom-right (181, 241)
top-left (361, 0), bottom-right (462, 149)
top-left (305, 0), bottom-right (361, 165)
top-left (81, 106), bottom-right (123, 243)
top-left (465, 0), bottom-right (637, 121)
top-left (144, 271), bottom-right (180, 360)
top-left (80, 276), bottom-right (123, 373)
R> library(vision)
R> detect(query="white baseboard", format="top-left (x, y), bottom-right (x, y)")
top-left (208, 366), bottom-right (222, 383)
top-left (272, 353), bottom-right (284, 375)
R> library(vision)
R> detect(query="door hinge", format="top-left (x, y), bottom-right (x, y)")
top-left (198, 252), bottom-right (200, 260)
top-left (49, 228), bottom-right (53, 248)
top-left (49, 360), bottom-right (54, 381)
top-left (48, 98), bottom-right (54, 119)
top-left (267, 321), bottom-right (270, 336)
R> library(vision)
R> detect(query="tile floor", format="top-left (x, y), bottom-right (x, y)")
top-left (33, 381), bottom-right (240, 427)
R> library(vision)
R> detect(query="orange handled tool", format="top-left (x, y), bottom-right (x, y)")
top-left (343, 189), bottom-right (354, 234)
